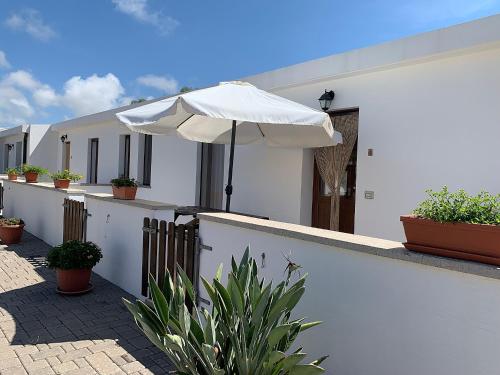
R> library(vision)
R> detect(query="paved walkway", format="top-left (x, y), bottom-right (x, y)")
top-left (0, 232), bottom-right (174, 375)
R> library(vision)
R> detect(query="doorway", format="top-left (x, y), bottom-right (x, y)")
top-left (311, 111), bottom-right (358, 234)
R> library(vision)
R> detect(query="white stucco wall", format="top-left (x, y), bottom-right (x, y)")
top-left (243, 45), bottom-right (500, 241)
top-left (198, 216), bottom-right (500, 375)
top-left (2, 181), bottom-right (84, 246)
top-left (86, 196), bottom-right (175, 297)
top-left (27, 125), bottom-right (59, 172)
top-left (56, 124), bottom-right (199, 206)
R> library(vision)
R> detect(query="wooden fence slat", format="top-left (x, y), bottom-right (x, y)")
top-left (158, 221), bottom-right (167, 290)
top-left (149, 219), bottom-right (158, 283)
top-left (167, 222), bottom-right (176, 279)
top-left (141, 217), bottom-right (150, 297)
top-left (185, 224), bottom-right (195, 282)
top-left (176, 224), bottom-right (185, 271)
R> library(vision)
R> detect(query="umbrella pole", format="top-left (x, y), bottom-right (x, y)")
top-left (225, 120), bottom-right (237, 212)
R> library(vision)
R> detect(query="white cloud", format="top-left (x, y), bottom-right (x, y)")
top-left (3, 70), bottom-right (41, 91)
top-left (0, 85), bottom-right (34, 125)
top-left (112, 0), bottom-right (179, 35)
top-left (137, 74), bottom-right (178, 94)
top-left (0, 51), bottom-right (10, 69)
top-left (33, 86), bottom-right (59, 107)
top-left (61, 73), bottom-right (125, 116)
top-left (4, 8), bottom-right (57, 42)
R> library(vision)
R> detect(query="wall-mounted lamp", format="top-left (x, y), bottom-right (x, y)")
top-left (318, 90), bottom-right (335, 112)
top-left (60, 134), bottom-right (68, 143)
top-left (6, 144), bottom-right (14, 151)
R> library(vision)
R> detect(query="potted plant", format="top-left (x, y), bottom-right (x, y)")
top-left (124, 249), bottom-right (327, 374)
top-left (401, 186), bottom-right (500, 265)
top-left (47, 240), bottom-right (103, 294)
top-left (50, 170), bottom-right (83, 189)
top-left (111, 176), bottom-right (137, 200)
top-left (5, 167), bottom-right (19, 181)
top-left (0, 217), bottom-right (24, 244)
top-left (22, 164), bottom-right (48, 183)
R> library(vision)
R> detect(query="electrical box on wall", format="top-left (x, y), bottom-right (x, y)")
top-left (364, 191), bottom-right (375, 199)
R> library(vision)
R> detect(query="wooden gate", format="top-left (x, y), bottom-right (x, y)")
top-left (63, 198), bottom-right (88, 242)
top-left (141, 218), bottom-right (200, 299)
top-left (0, 184), bottom-right (3, 210)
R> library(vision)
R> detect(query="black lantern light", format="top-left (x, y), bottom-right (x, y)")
top-left (6, 144), bottom-right (14, 151)
top-left (60, 134), bottom-right (68, 143)
top-left (318, 90), bottom-right (335, 112)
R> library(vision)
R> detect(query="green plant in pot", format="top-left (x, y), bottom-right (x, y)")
top-left (22, 164), bottom-right (48, 183)
top-left (5, 167), bottom-right (20, 181)
top-left (50, 170), bottom-right (83, 189)
top-left (401, 186), bottom-right (500, 265)
top-left (47, 240), bottom-right (102, 294)
top-left (124, 248), bottom-right (327, 374)
top-left (111, 176), bottom-right (138, 200)
top-left (0, 217), bottom-right (24, 244)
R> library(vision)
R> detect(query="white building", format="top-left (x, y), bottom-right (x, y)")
top-left (52, 15), bottom-right (500, 241)
top-left (0, 124), bottom-right (59, 173)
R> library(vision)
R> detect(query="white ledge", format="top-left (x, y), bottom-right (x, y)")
top-left (3, 179), bottom-right (86, 194)
top-left (85, 193), bottom-right (176, 210)
top-left (198, 212), bottom-right (500, 281)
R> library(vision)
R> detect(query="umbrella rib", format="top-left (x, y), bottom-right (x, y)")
top-left (176, 114), bottom-right (195, 129)
top-left (256, 123), bottom-right (265, 138)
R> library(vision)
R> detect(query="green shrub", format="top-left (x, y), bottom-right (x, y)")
top-left (22, 164), bottom-right (48, 175)
top-left (47, 240), bottom-right (102, 269)
top-left (50, 170), bottom-right (83, 182)
top-left (5, 167), bottom-right (20, 175)
top-left (413, 186), bottom-right (500, 225)
top-left (111, 176), bottom-right (137, 187)
top-left (0, 217), bottom-right (23, 226)
top-left (124, 248), bottom-right (327, 374)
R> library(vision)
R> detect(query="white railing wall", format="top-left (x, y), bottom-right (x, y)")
top-left (197, 213), bottom-right (500, 375)
top-left (3, 180), bottom-right (85, 246)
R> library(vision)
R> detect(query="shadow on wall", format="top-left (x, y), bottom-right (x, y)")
top-left (0, 232), bottom-right (173, 374)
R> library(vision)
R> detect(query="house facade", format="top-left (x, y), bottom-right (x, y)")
top-left (48, 15), bottom-right (500, 242)
top-left (0, 124), bottom-right (58, 173)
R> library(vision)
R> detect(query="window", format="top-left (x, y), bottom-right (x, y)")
top-left (88, 138), bottom-right (99, 184)
top-left (3, 145), bottom-right (9, 171)
top-left (118, 134), bottom-right (131, 178)
top-left (139, 134), bottom-right (152, 186)
top-left (22, 133), bottom-right (28, 165)
top-left (15, 141), bottom-right (22, 168)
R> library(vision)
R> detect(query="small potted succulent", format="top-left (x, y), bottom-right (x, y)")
top-left (50, 170), bottom-right (83, 189)
top-left (22, 164), bottom-right (48, 183)
top-left (5, 167), bottom-right (19, 181)
top-left (111, 176), bottom-right (137, 200)
top-left (47, 240), bottom-right (103, 294)
top-left (401, 186), bottom-right (500, 265)
top-left (0, 217), bottom-right (25, 244)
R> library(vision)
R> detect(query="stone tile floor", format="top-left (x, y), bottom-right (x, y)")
top-left (0, 232), bottom-right (174, 374)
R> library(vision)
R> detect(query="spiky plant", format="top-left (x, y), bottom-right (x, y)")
top-left (123, 248), bottom-right (327, 374)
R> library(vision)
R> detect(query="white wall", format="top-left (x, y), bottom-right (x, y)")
top-left (243, 46), bottom-right (500, 241)
top-left (223, 143), bottom-right (312, 225)
top-left (86, 196), bottom-right (174, 297)
top-left (2, 181), bottom-right (84, 246)
top-left (198, 217), bottom-right (500, 375)
top-left (56, 123), bottom-right (199, 206)
top-left (0, 133), bottom-right (24, 170)
top-left (27, 125), bottom-right (59, 172)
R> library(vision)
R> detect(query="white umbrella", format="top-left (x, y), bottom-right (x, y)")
top-left (116, 81), bottom-right (342, 211)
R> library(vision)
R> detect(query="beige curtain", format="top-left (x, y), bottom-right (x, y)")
top-left (314, 112), bottom-right (359, 230)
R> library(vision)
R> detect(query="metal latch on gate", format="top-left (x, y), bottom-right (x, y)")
top-left (199, 243), bottom-right (212, 251)
top-left (142, 226), bottom-right (158, 234)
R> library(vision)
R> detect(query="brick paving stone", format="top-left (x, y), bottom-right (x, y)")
top-left (0, 232), bottom-right (175, 375)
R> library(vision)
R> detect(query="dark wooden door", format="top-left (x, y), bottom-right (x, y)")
top-left (312, 135), bottom-right (358, 234)
top-left (63, 142), bottom-right (71, 171)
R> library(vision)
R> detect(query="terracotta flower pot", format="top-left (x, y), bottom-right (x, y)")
top-left (112, 185), bottom-right (137, 200)
top-left (7, 173), bottom-right (17, 181)
top-left (24, 172), bottom-right (39, 183)
top-left (401, 215), bottom-right (500, 265)
top-left (0, 223), bottom-right (25, 244)
top-left (54, 179), bottom-right (70, 189)
top-left (56, 268), bottom-right (92, 293)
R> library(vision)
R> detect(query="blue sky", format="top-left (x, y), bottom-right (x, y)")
top-left (0, 0), bottom-right (499, 127)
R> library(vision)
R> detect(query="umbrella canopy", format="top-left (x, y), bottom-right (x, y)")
top-left (116, 81), bottom-right (342, 212)
top-left (116, 81), bottom-right (342, 147)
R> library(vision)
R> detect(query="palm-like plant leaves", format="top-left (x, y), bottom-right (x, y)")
top-left (123, 248), bottom-right (326, 374)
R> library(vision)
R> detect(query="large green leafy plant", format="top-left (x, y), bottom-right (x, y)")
top-left (47, 240), bottom-right (102, 269)
top-left (413, 186), bottom-right (500, 225)
top-left (124, 249), bottom-right (326, 374)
